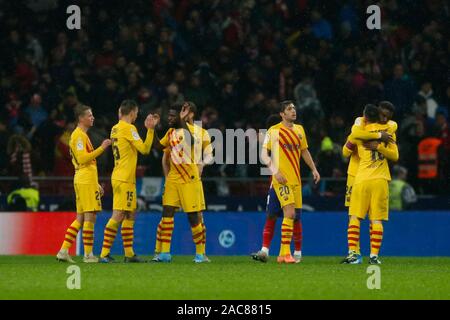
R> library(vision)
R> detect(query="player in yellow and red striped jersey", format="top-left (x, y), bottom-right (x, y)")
top-left (151, 102), bottom-right (213, 263)
top-left (56, 105), bottom-right (111, 263)
top-left (251, 114), bottom-right (304, 263)
top-left (341, 104), bottom-right (399, 265)
top-left (99, 100), bottom-right (160, 263)
top-left (261, 101), bottom-right (320, 263)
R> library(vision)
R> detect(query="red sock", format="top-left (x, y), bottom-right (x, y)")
top-left (293, 220), bottom-right (302, 251)
top-left (262, 218), bottom-right (276, 248)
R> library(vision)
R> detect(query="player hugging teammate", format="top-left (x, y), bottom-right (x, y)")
top-left (341, 102), bottom-right (398, 264)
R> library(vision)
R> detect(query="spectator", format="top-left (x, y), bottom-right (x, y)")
top-left (0, 120), bottom-right (10, 175)
top-left (434, 111), bottom-right (450, 192)
top-left (384, 64), bottom-right (416, 120)
top-left (185, 74), bottom-right (211, 108)
top-left (24, 93), bottom-right (48, 139)
top-left (7, 177), bottom-right (40, 212)
top-left (310, 10), bottom-right (333, 41)
top-left (161, 82), bottom-right (185, 119)
top-left (294, 75), bottom-right (324, 123)
top-left (389, 165), bottom-right (417, 211)
top-left (57, 91), bottom-right (81, 123)
top-left (7, 134), bottom-right (33, 180)
top-left (417, 81), bottom-right (439, 120)
top-left (316, 137), bottom-right (344, 194)
top-left (24, 31), bottom-right (44, 68)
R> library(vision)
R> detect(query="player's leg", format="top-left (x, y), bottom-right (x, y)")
top-left (251, 213), bottom-right (277, 262)
top-left (251, 186), bottom-right (279, 262)
top-left (272, 183), bottom-right (296, 263)
top-left (368, 179), bottom-right (389, 264)
top-left (122, 210), bottom-right (145, 263)
top-left (57, 183), bottom-right (85, 262)
top-left (155, 205), bottom-right (176, 262)
top-left (293, 185), bottom-right (303, 263)
top-left (80, 184), bottom-right (102, 263)
top-left (82, 212), bottom-right (98, 263)
top-left (57, 213), bottom-right (83, 263)
top-left (369, 220), bottom-right (383, 264)
top-left (152, 217), bottom-right (163, 259)
top-left (341, 215), bottom-right (363, 264)
top-left (186, 211), bottom-right (207, 263)
top-left (116, 182), bottom-right (143, 262)
top-left (293, 209), bottom-right (303, 263)
top-left (342, 182), bottom-right (368, 264)
top-left (154, 181), bottom-right (179, 262)
top-left (101, 181), bottom-right (138, 262)
top-left (278, 202), bottom-right (296, 263)
top-left (345, 175), bottom-right (360, 254)
top-left (198, 211), bottom-right (210, 262)
top-left (181, 181), bottom-right (208, 263)
top-left (198, 182), bottom-right (209, 260)
top-left (99, 209), bottom-right (125, 262)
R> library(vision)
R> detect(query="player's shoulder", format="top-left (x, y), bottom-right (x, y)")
top-left (70, 127), bottom-right (84, 140)
top-left (268, 122), bottom-right (282, 132)
top-left (70, 126), bottom-right (80, 138)
top-left (353, 116), bottom-right (365, 127)
top-left (388, 120), bottom-right (398, 132)
top-left (293, 123), bottom-right (305, 132)
top-left (165, 127), bottom-right (175, 135)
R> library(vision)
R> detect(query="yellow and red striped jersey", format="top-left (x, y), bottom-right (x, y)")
top-left (262, 122), bottom-right (308, 185)
top-left (69, 126), bottom-right (103, 185)
top-left (160, 123), bottom-right (212, 184)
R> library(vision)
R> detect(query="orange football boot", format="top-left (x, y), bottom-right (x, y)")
top-left (277, 254), bottom-right (296, 263)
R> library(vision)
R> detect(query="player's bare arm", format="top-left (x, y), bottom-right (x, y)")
top-left (162, 150), bottom-right (170, 177)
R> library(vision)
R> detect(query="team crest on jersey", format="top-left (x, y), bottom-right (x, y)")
top-left (131, 130), bottom-right (140, 141)
top-left (76, 138), bottom-right (83, 151)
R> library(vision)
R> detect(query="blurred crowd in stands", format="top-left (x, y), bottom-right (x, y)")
top-left (0, 0), bottom-right (449, 195)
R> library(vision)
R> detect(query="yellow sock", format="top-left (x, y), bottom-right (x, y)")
top-left (191, 223), bottom-right (204, 255)
top-left (154, 220), bottom-right (163, 254)
top-left (370, 223), bottom-right (383, 256)
top-left (160, 217), bottom-right (174, 253)
top-left (82, 221), bottom-right (94, 256)
top-left (348, 218), bottom-right (361, 254)
top-left (122, 220), bottom-right (135, 258)
top-left (100, 219), bottom-right (119, 258)
top-left (279, 218), bottom-right (294, 256)
top-left (61, 220), bottom-right (81, 250)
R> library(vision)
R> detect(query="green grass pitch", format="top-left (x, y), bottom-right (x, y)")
top-left (0, 256), bottom-right (449, 300)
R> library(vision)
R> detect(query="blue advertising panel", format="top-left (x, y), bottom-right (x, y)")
top-left (87, 211), bottom-right (450, 257)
